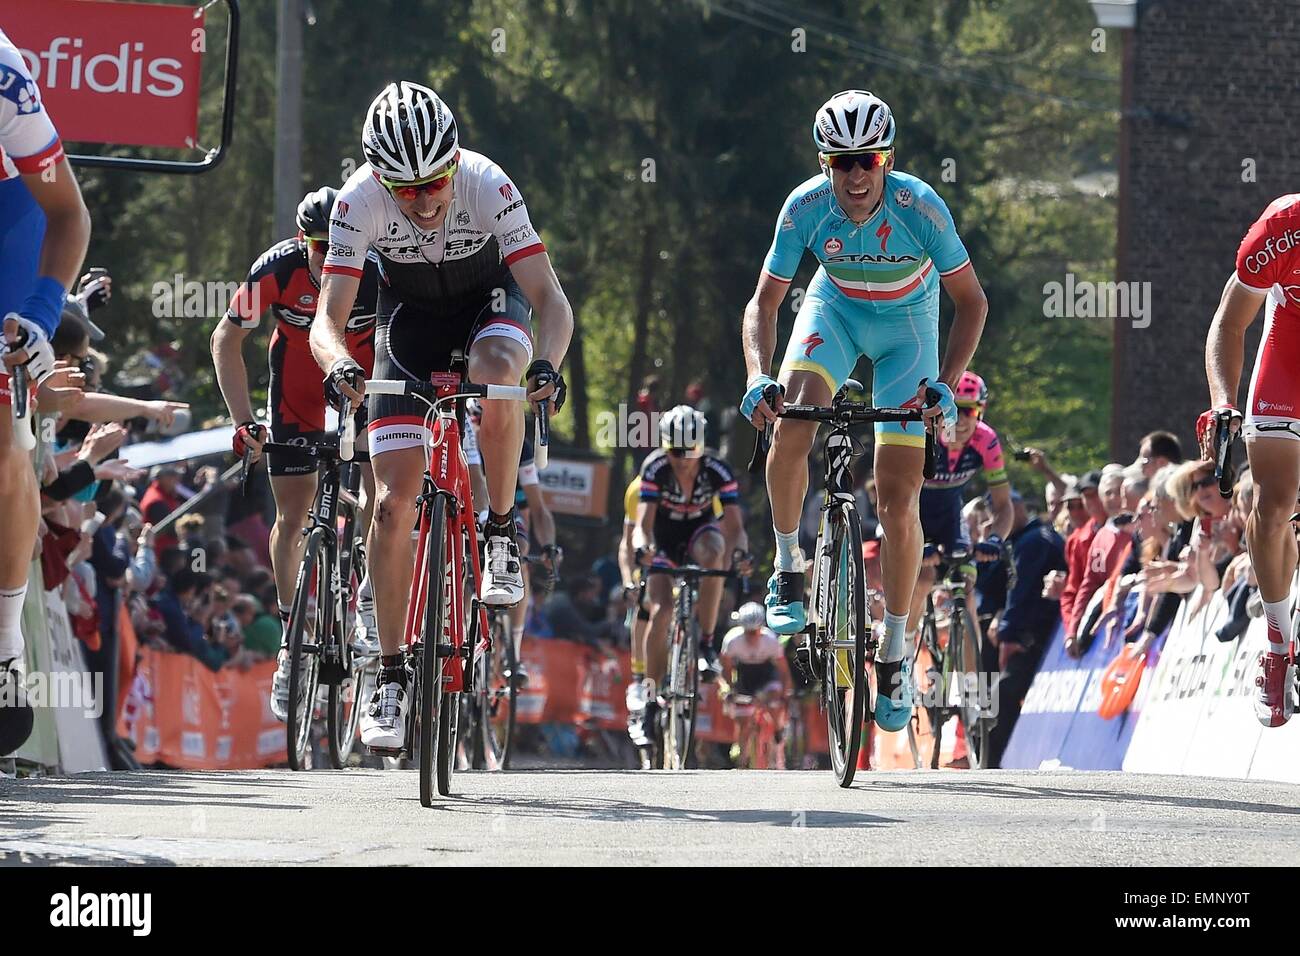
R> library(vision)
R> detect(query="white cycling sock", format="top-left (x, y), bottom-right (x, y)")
top-left (879, 611), bottom-right (909, 664)
top-left (358, 573), bottom-right (374, 607)
top-left (774, 528), bottom-right (804, 573)
top-left (1262, 597), bottom-right (1292, 653)
top-left (511, 625), bottom-right (524, 658)
top-left (0, 584), bottom-right (26, 661)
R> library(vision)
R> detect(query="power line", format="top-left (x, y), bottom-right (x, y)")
top-left (696, 0), bottom-right (1123, 115)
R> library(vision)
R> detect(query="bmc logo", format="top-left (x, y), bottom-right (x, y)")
top-left (499, 183), bottom-right (514, 202)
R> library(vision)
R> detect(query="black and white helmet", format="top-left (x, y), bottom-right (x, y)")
top-left (812, 90), bottom-right (895, 152)
top-left (362, 81), bottom-right (458, 182)
top-left (296, 186), bottom-right (336, 238)
top-left (659, 404), bottom-right (707, 457)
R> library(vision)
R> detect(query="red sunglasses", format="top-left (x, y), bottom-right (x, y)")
top-left (822, 149), bottom-right (892, 173)
top-left (380, 154), bottom-right (460, 201)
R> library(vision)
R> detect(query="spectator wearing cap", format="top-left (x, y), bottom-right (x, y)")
top-left (1055, 470), bottom-right (1105, 638)
top-left (141, 465), bottom-right (185, 558)
top-left (986, 491), bottom-right (1067, 766)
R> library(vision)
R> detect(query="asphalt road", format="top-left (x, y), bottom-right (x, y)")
top-left (3, 767), bottom-right (1298, 866)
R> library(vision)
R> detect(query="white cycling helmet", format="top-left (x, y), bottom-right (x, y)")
top-left (812, 90), bottom-right (895, 153)
top-left (659, 404), bottom-right (707, 457)
top-left (734, 602), bottom-right (766, 631)
top-left (362, 81), bottom-right (458, 182)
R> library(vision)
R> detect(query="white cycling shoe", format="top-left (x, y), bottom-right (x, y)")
top-left (269, 649), bottom-right (292, 722)
top-left (360, 675), bottom-right (410, 750)
top-left (480, 531), bottom-right (524, 607)
top-left (352, 599), bottom-right (380, 658)
top-left (625, 678), bottom-right (650, 714)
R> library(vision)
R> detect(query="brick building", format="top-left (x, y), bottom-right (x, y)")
top-left (1111, 0), bottom-right (1300, 457)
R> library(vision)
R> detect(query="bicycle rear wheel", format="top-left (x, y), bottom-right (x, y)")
top-left (949, 603), bottom-right (989, 768)
top-left (418, 498), bottom-right (448, 807)
top-left (482, 612), bottom-right (518, 770)
top-left (287, 528), bottom-right (326, 771)
top-left (663, 618), bottom-right (699, 770)
top-left (821, 506), bottom-right (867, 787)
top-left (328, 541), bottom-right (366, 768)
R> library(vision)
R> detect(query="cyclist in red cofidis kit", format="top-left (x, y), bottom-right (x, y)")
top-left (1202, 194), bottom-right (1300, 727)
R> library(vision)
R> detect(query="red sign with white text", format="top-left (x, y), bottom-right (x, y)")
top-left (5, 0), bottom-right (204, 149)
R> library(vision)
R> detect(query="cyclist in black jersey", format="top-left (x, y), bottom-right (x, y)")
top-left (632, 406), bottom-right (751, 689)
top-left (309, 81), bottom-right (573, 751)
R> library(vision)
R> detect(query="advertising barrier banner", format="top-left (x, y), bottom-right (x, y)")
top-left (7, 0), bottom-right (204, 149)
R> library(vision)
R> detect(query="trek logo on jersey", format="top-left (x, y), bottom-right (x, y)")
top-left (0, 66), bottom-right (40, 114)
top-left (876, 218), bottom-right (892, 252)
top-left (1243, 228), bottom-right (1300, 275)
top-left (823, 238), bottom-right (843, 256)
top-left (801, 332), bottom-right (824, 357)
top-left (495, 199), bottom-right (524, 221)
top-left (499, 183), bottom-right (514, 202)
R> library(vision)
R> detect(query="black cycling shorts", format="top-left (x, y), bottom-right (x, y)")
top-left (367, 278), bottom-right (533, 459)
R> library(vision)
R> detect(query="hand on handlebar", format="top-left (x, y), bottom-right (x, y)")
top-left (918, 379), bottom-right (955, 442)
top-left (233, 421), bottom-right (266, 461)
top-left (1196, 404), bottom-right (1242, 462)
top-left (741, 375), bottom-right (784, 430)
top-left (526, 359), bottom-right (566, 416)
top-left (325, 357), bottom-right (366, 409)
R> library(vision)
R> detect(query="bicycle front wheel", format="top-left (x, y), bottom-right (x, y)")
top-left (287, 528), bottom-right (326, 771)
top-left (663, 619), bottom-right (699, 770)
top-left (822, 505), bottom-right (867, 788)
top-left (418, 498), bottom-right (449, 806)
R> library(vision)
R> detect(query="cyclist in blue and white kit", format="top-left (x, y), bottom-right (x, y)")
top-left (739, 91), bottom-right (987, 732)
top-left (0, 27), bottom-right (91, 754)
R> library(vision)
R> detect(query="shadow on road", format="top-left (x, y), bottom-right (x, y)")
top-left (854, 772), bottom-right (1300, 818)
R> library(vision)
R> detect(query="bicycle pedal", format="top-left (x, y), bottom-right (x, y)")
top-left (366, 745), bottom-right (403, 758)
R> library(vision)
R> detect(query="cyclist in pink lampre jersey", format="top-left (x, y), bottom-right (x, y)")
top-left (1202, 194), bottom-right (1300, 728)
top-left (0, 26), bottom-right (91, 756)
top-left (909, 370), bottom-right (1013, 642)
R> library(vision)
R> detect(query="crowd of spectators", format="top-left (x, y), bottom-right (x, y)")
top-left (942, 428), bottom-right (1262, 766)
top-left (33, 272), bottom-right (284, 769)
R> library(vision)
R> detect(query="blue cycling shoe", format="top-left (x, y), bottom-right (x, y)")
top-left (873, 656), bottom-right (914, 732)
top-left (765, 570), bottom-right (806, 634)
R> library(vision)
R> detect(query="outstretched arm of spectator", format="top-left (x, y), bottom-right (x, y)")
top-left (1025, 448), bottom-right (1065, 498)
top-left (41, 459), bottom-right (95, 502)
top-left (64, 391), bottom-right (189, 428)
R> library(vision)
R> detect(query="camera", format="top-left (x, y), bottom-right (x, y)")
top-left (1013, 449), bottom-right (1033, 462)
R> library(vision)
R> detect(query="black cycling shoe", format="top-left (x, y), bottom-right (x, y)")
top-left (697, 643), bottom-right (722, 683)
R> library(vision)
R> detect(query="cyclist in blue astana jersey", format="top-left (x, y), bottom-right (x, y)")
top-left (0, 27), bottom-right (91, 756)
top-left (740, 90), bottom-right (988, 734)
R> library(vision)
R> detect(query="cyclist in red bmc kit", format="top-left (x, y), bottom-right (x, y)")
top-left (211, 187), bottom-right (382, 720)
top-left (1202, 194), bottom-right (1300, 727)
